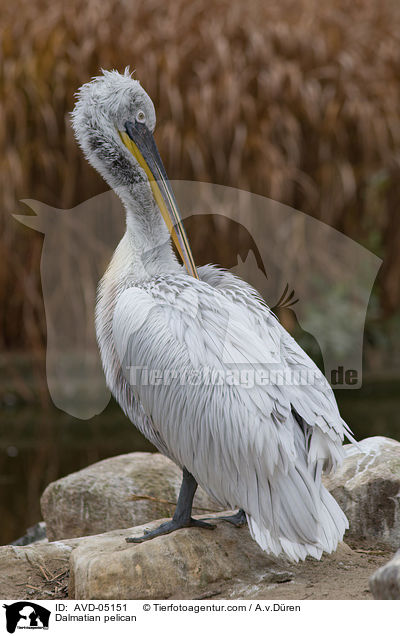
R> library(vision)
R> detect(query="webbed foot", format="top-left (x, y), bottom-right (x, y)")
top-left (203, 509), bottom-right (247, 527)
top-left (126, 517), bottom-right (215, 543)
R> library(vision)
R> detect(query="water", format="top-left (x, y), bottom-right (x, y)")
top-left (0, 399), bottom-right (154, 545)
top-left (0, 381), bottom-right (399, 545)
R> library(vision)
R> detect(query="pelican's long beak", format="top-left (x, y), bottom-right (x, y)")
top-left (119, 120), bottom-right (198, 279)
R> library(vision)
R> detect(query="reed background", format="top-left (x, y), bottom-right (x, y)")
top-left (1, 0), bottom-right (400, 542)
top-left (2, 0), bottom-right (400, 380)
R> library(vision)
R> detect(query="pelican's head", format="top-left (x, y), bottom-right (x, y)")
top-left (72, 68), bottom-right (197, 278)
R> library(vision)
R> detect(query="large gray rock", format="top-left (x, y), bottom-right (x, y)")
top-left (370, 550), bottom-right (400, 599)
top-left (41, 452), bottom-right (222, 541)
top-left (0, 518), bottom-right (389, 600)
top-left (68, 514), bottom-right (294, 599)
top-left (323, 436), bottom-right (400, 548)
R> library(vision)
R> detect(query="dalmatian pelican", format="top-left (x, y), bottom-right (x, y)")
top-left (72, 69), bottom-right (353, 561)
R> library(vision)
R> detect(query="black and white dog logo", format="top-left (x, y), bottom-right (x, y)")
top-left (3, 602), bottom-right (50, 633)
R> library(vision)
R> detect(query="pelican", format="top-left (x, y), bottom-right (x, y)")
top-left (72, 69), bottom-right (353, 561)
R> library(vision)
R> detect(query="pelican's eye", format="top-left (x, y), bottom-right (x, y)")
top-left (136, 110), bottom-right (146, 124)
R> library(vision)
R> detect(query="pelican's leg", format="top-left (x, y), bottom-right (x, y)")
top-left (126, 468), bottom-right (215, 543)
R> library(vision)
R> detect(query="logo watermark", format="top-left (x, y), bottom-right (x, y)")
top-left (3, 602), bottom-right (50, 633)
top-left (15, 181), bottom-right (382, 417)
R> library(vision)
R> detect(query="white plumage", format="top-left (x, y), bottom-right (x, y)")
top-left (72, 69), bottom-right (353, 561)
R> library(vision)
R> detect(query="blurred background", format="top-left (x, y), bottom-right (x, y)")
top-left (1, 0), bottom-right (400, 544)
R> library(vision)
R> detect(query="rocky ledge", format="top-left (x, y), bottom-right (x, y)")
top-left (0, 521), bottom-right (391, 600)
top-left (1, 436), bottom-right (400, 600)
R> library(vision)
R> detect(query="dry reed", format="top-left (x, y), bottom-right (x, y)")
top-left (1, 0), bottom-right (400, 360)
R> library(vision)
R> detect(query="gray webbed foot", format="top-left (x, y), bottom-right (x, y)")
top-left (126, 517), bottom-right (215, 543)
top-left (203, 509), bottom-right (247, 527)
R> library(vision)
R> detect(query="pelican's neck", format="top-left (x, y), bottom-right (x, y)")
top-left (120, 182), bottom-right (181, 282)
top-left (86, 129), bottom-right (181, 282)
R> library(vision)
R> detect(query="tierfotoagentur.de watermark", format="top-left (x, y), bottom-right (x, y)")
top-left (127, 365), bottom-right (324, 389)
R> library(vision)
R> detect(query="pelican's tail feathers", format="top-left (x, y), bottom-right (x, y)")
top-left (246, 514), bottom-right (324, 561)
top-left (317, 480), bottom-right (349, 553)
top-left (246, 478), bottom-right (347, 563)
top-left (245, 431), bottom-right (348, 562)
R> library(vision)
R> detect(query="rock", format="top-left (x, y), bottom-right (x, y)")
top-left (41, 452), bottom-right (222, 541)
top-left (42, 438), bottom-right (400, 548)
top-left (323, 436), bottom-right (400, 549)
top-left (0, 540), bottom-right (76, 599)
top-left (68, 514), bottom-right (293, 599)
top-left (0, 518), bottom-right (387, 600)
top-left (370, 550), bottom-right (400, 599)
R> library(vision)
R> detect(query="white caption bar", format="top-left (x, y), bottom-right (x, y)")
top-left (0, 599), bottom-right (397, 635)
